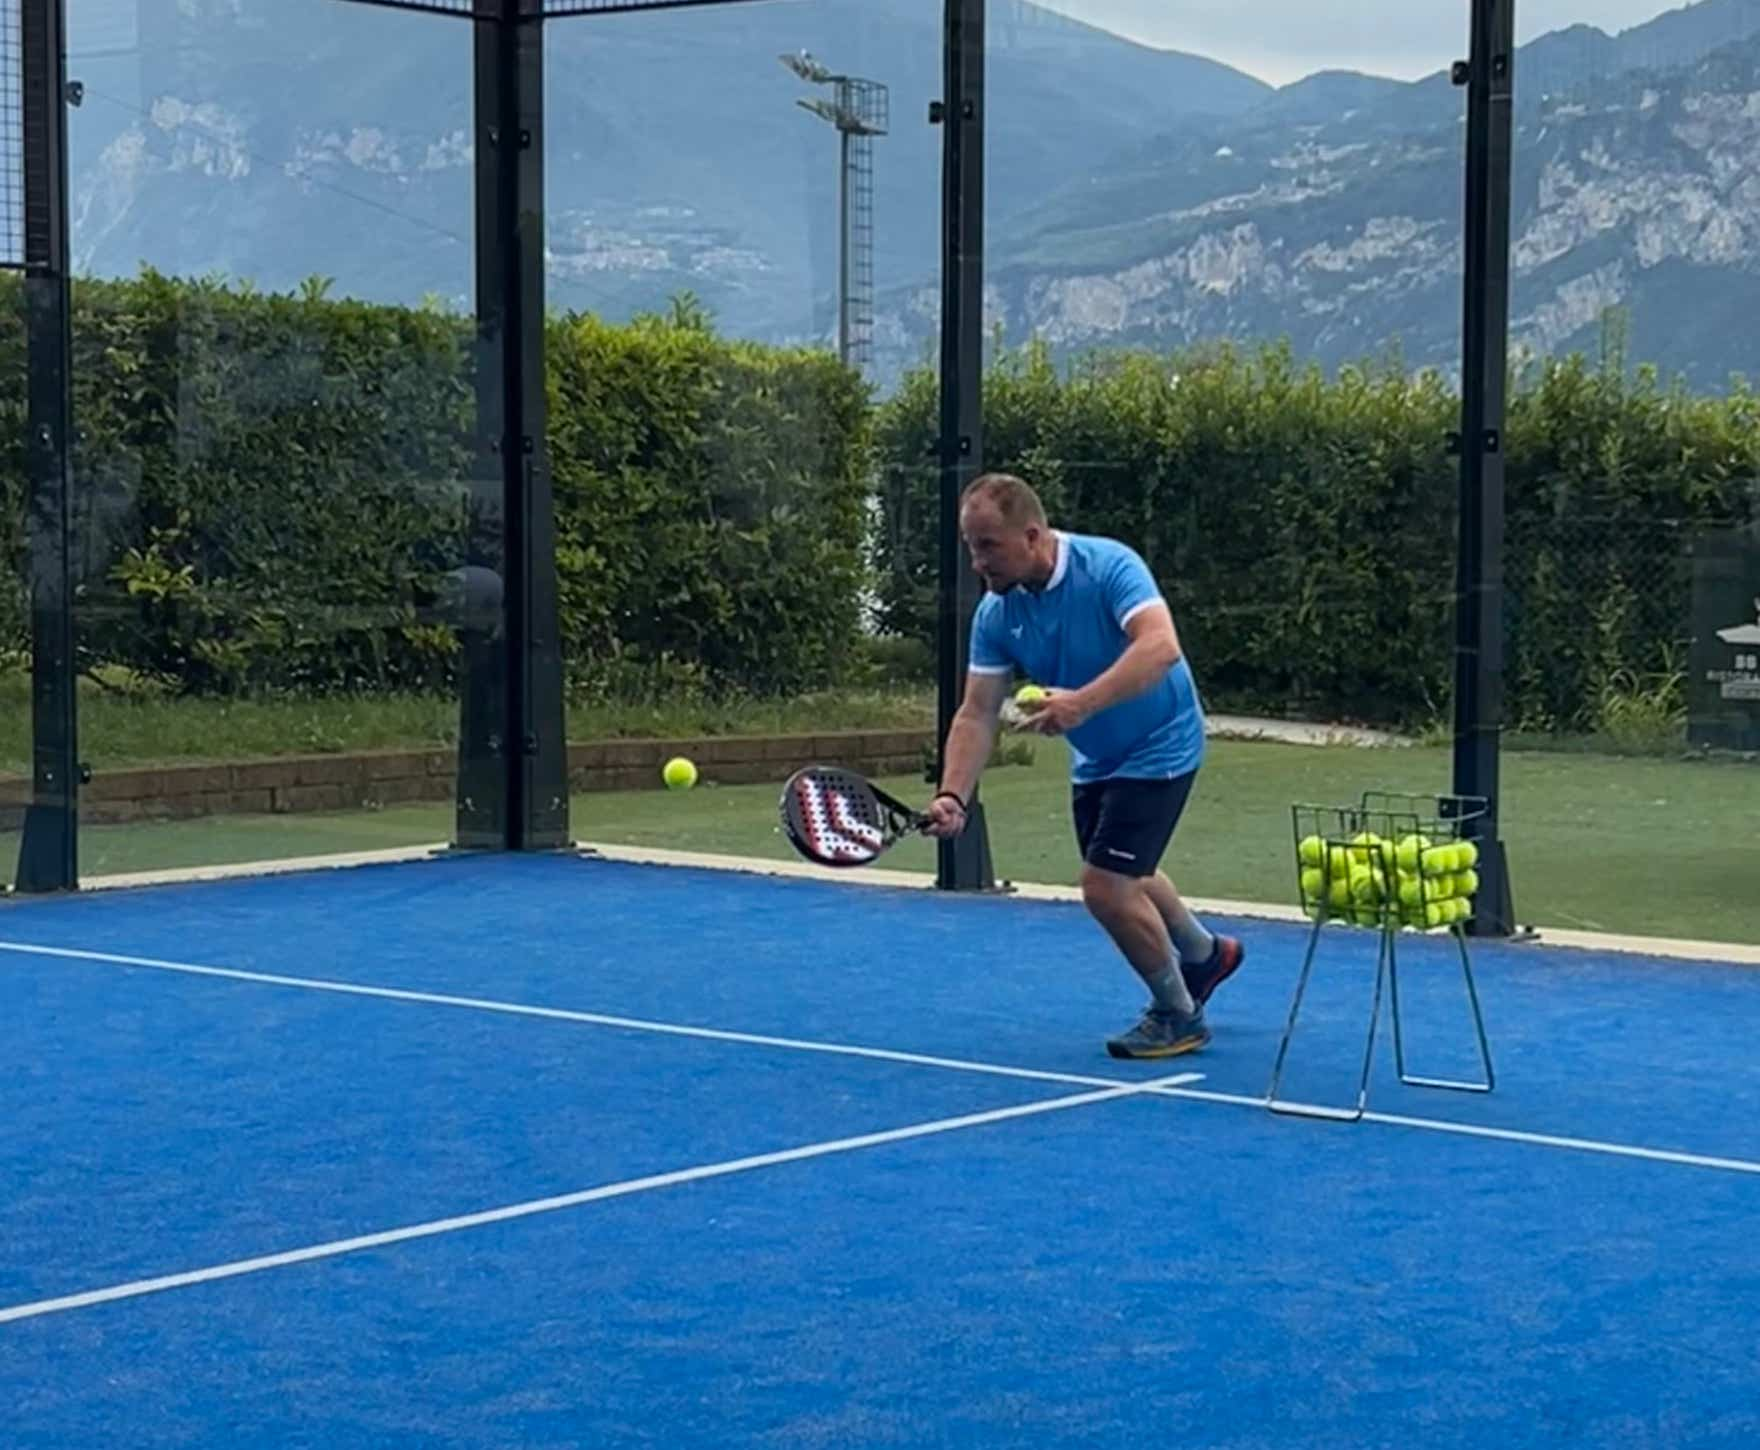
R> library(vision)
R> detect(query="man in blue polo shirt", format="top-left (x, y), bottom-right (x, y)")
top-left (924, 473), bottom-right (1244, 1058)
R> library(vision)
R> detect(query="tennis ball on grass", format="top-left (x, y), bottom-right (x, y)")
top-left (662, 756), bottom-right (698, 790)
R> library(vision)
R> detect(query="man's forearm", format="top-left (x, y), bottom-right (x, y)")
top-left (1074, 635), bottom-right (1180, 718)
top-left (937, 705), bottom-right (998, 804)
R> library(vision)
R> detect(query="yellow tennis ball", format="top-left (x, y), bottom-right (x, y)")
top-left (1457, 840), bottom-right (1480, 869)
top-left (661, 756), bottom-right (698, 790)
top-left (1300, 867), bottom-right (1326, 901)
top-left (1298, 834), bottom-right (1325, 867)
top-left (1015, 684), bottom-right (1048, 706)
top-left (1456, 869), bottom-right (1479, 898)
top-left (1396, 834), bottom-right (1430, 870)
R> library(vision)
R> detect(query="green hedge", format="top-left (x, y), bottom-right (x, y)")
top-left (0, 273), bottom-right (869, 701)
top-left (875, 339), bottom-right (1760, 731)
top-left (3, 271), bottom-right (1755, 735)
top-left (548, 307), bottom-right (870, 701)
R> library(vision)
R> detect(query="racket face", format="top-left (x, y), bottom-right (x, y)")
top-left (780, 767), bottom-right (897, 868)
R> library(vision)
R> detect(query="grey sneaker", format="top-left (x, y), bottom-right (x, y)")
top-left (1105, 1004), bottom-right (1211, 1060)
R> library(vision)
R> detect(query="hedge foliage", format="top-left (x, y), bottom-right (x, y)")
top-left (2, 272), bottom-right (1756, 734)
top-left (877, 340), bottom-right (1760, 730)
top-left (0, 273), bottom-right (870, 702)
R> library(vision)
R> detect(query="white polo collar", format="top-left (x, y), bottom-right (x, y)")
top-left (1045, 530), bottom-right (1069, 590)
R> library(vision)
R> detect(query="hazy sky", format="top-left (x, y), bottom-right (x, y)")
top-left (1036, 1), bottom-right (1703, 86)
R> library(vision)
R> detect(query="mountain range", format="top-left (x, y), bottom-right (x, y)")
top-left (62, 0), bottom-right (1760, 391)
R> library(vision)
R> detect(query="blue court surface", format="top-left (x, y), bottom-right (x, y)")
top-left (3, 851), bottom-right (1759, 1448)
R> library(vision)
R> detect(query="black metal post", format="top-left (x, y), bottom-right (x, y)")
top-left (460, 0), bottom-right (569, 852)
top-left (1452, 0), bottom-right (1518, 936)
top-left (933, 0), bottom-right (995, 891)
top-left (838, 126), bottom-right (852, 369)
top-left (15, 0), bottom-right (78, 893)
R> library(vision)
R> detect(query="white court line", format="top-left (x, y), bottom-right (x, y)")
top-left (8, 940), bottom-right (1760, 1181)
top-left (572, 842), bottom-right (1760, 968)
top-left (1146, 1084), bottom-right (1760, 1178)
top-left (73, 844), bottom-right (452, 893)
top-left (0, 1073), bottom-right (1197, 1327)
top-left (0, 940), bottom-right (1168, 1097)
top-left (36, 838), bottom-right (1760, 968)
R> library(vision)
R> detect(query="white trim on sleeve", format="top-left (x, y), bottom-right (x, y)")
top-left (1118, 597), bottom-right (1164, 629)
top-left (966, 663), bottom-right (1013, 675)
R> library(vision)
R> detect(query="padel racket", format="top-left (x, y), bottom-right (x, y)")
top-left (779, 765), bottom-right (930, 868)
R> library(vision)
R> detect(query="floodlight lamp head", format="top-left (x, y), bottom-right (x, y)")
top-left (780, 50), bottom-right (834, 85)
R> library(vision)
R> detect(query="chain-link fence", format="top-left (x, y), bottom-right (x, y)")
top-left (1504, 513), bottom-right (1699, 744)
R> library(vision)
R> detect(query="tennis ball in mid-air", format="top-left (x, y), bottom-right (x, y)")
top-left (661, 756), bottom-right (698, 790)
top-left (1015, 683), bottom-right (1048, 707)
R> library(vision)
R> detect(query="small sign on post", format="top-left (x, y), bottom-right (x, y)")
top-left (1689, 528), bottom-right (1760, 754)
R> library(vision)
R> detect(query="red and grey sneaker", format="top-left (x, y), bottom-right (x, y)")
top-left (1182, 935), bottom-right (1244, 1007)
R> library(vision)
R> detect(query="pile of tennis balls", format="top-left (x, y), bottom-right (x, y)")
top-left (1296, 831), bottom-right (1480, 930)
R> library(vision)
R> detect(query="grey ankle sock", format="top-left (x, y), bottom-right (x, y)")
top-left (1145, 958), bottom-right (1196, 1015)
top-left (1172, 919), bottom-right (1216, 966)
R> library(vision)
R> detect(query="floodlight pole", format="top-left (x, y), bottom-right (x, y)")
top-left (15, 0), bottom-right (79, 894)
top-left (1452, 0), bottom-right (1521, 937)
top-left (780, 52), bottom-right (888, 375)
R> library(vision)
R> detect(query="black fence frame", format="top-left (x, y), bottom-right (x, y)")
top-left (13, 0), bottom-right (1518, 933)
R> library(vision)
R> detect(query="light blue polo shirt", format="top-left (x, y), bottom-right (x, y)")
top-left (969, 531), bottom-right (1205, 784)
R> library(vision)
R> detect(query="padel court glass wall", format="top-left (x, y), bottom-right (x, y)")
top-left (1498, 3), bottom-right (1760, 946)
top-left (547, 0), bottom-right (944, 876)
top-left (973, 9), bottom-right (1471, 898)
top-left (6, 0), bottom-right (1759, 948)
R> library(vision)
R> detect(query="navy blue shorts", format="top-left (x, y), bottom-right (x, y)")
top-left (1072, 772), bottom-right (1197, 878)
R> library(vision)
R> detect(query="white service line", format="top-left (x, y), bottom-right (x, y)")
top-left (1144, 1083), bottom-right (1760, 1178)
top-left (0, 939), bottom-right (1169, 1096)
top-left (9, 939), bottom-right (1760, 1181)
top-left (43, 839), bottom-right (1760, 966)
top-left (0, 1073), bottom-right (1199, 1327)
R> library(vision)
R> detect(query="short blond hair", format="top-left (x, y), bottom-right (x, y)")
top-left (960, 472), bottom-right (1047, 527)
